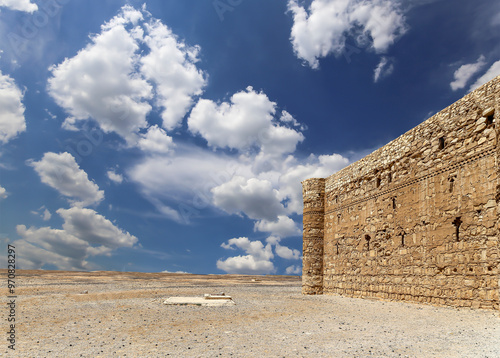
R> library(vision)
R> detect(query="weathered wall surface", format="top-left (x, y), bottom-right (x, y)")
top-left (303, 75), bottom-right (500, 309)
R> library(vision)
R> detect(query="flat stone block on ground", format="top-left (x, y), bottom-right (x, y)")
top-left (164, 296), bottom-right (235, 306)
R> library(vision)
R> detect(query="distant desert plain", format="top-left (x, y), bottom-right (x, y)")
top-left (1, 270), bottom-right (499, 357)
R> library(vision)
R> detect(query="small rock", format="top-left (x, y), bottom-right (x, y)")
top-left (474, 123), bottom-right (487, 133)
top-left (482, 107), bottom-right (494, 117)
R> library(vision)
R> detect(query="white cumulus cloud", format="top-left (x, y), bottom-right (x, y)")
top-left (188, 86), bottom-right (304, 156)
top-left (374, 56), bottom-right (394, 82)
top-left (278, 153), bottom-right (349, 214)
top-left (29, 152), bottom-right (104, 207)
top-left (212, 176), bottom-right (286, 221)
top-left (450, 55), bottom-right (486, 91)
top-left (469, 60), bottom-right (500, 92)
top-left (42, 208), bottom-right (52, 221)
top-left (16, 225), bottom-right (103, 268)
top-left (130, 81), bottom-right (348, 234)
top-left (285, 265), bottom-right (302, 275)
top-left (275, 243), bottom-right (301, 260)
top-left (129, 140), bottom-right (349, 227)
top-left (287, 0), bottom-right (407, 69)
top-left (0, 184), bottom-right (7, 200)
top-left (31, 206), bottom-right (52, 221)
top-left (140, 20), bottom-right (207, 130)
top-left (128, 144), bottom-right (244, 222)
top-left (107, 170), bottom-right (124, 184)
top-left (15, 207), bottom-right (137, 270)
top-left (216, 255), bottom-right (275, 275)
top-left (0, 71), bottom-right (26, 143)
top-left (58, 207), bottom-right (138, 249)
top-left (13, 239), bottom-right (94, 271)
top-left (221, 237), bottom-right (274, 260)
top-left (138, 125), bottom-right (175, 154)
top-left (0, 0), bottom-right (37, 13)
top-left (217, 237), bottom-right (275, 275)
top-left (162, 269), bottom-right (190, 274)
top-left (254, 215), bottom-right (301, 237)
top-left (48, 6), bottom-right (152, 144)
top-left (48, 5), bottom-right (206, 145)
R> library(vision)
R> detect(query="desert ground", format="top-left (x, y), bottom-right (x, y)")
top-left (1, 270), bottom-right (499, 357)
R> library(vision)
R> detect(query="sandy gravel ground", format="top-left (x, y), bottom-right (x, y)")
top-left (1, 270), bottom-right (499, 357)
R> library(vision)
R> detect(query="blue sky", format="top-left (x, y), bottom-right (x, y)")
top-left (0, 0), bottom-right (499, 275)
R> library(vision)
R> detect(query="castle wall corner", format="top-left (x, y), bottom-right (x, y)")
top-left (301, 75), bottom-right (500, 310)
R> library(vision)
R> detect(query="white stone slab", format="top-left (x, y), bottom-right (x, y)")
top-left (164, 296), bottom-right (235, 306)
top-left (204, 293), bottom-right (232, 299)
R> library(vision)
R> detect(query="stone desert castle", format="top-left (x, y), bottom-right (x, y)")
top-left (302, 75), bottom-right (500, 310)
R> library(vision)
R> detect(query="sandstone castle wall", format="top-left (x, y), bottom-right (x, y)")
top-left (302, 75), bottom-right (500, 310)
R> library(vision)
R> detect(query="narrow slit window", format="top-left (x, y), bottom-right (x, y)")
top-left (392, 197), bottom-right (396, 210)
top-left (365, 235), bottom-right (371, 251)
top-left (448, 177), bottom-right (455, 193)
top-left (376, 177), bottom-right (381, 188)
top-left (438, 137), bottom-right (445, 150)
top-left (486, 113), bottom-right (494, 126)
top-left (401, 233), bottom-right (405, 247)
top-left (452, 217), bottom-right (462, 241)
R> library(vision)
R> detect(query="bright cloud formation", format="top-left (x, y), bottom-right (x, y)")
top-left (188, 86), bottom-right (304, 156)
top-left (217, 237), bottom-right (275, 275)
top-left (0, 71), bottom-right (26, 143)
top-left (275, 243), bottom-right (301, 260)
top-left (107, 170), bottom-right (124, 184)
top-left (130, 142), bottom-right (349, 227)
top-left (0, 0), bottom-right (37, 13)
top-left (15, 207), bottom-right (137, 270)
top-left (0, 185), bottom-right (7, 200)
top-left (48, 5), bottom-right (206, 145)
top-left (13, 238), bottom-right (93, 271)
top-left (287, 0), bottom-right (407, 69)
top-left (31, 206), bottom-right (52, 221)
top-left (450, 55), bottom-right (486, 91)
top-left (58, 207), bottom-right (138, 249)
top-left (128, 145), bottom-right (242, 222)
top-left (212, 176), bottom-right (286, 221)
top-left (285, 265), bottom-right (301, 275)
top-left (29, 152), bottom-right (104, 207)
top-left (130, 92), bottom-right (349, 274)
top-left (217, 236), bottom-right (302, 274)
top-left (48, 6), bottom-right (152, 144)
top-left (141, 19), bottom-right (206, 130)
top-left (469, 60), bottom-right (500, 92)
top-left (19, 4), bottom-right (354, 274)
top-left (278, 153), bottom-right (349, 214)
top-left (138, 125), bottom-right (175, 154)
top-left (374, 57), bottom-right (395, 82)
top-left (254, 215), bottom-right (301, 237)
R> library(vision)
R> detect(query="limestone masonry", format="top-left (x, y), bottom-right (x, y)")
top-left (302, 75), bottom-right (500, 310)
